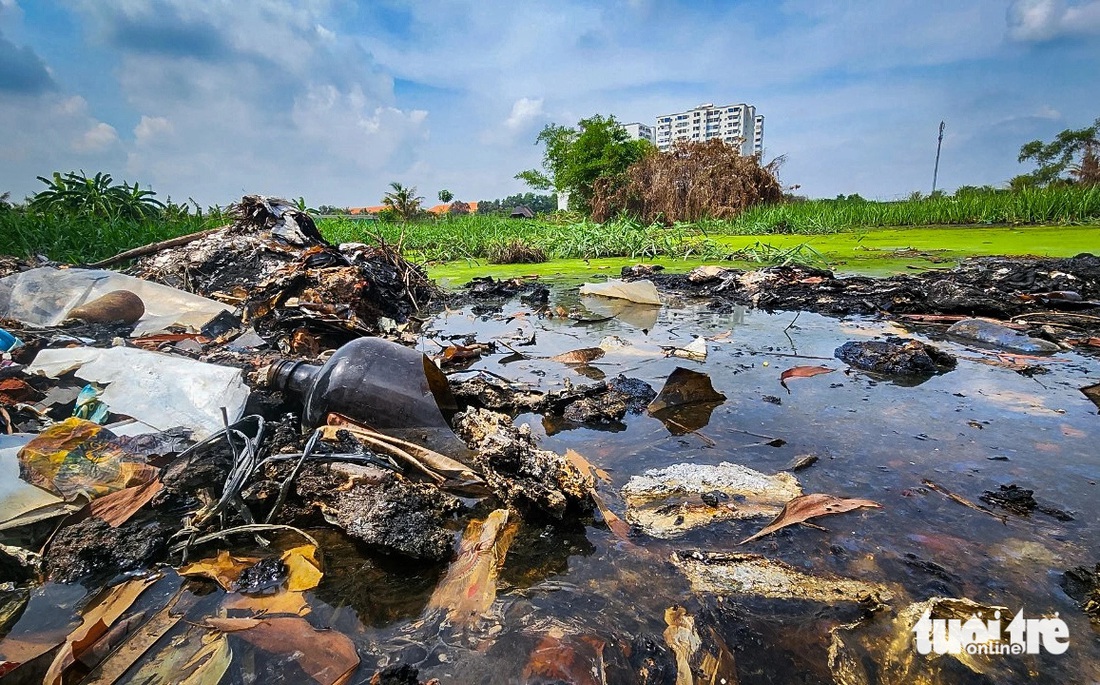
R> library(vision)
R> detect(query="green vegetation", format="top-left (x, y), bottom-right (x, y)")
top-left (727, 185), bottom-right (1100, 233)
top-left (322, 213), bottom-right (720, 262)
top-left (381, 182), bottom-right (423, 221)
top-left (516, 114), bottom-right (651, 212)
top-left (1014, 117), bottom-right (1100, 188)
top-left (476, 192), bottom-right (557, 215)
top-left (29, 171), bottom-right (165, 220)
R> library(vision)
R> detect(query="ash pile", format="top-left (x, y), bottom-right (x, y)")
top-left (129, 195), bottom-right (437, 354)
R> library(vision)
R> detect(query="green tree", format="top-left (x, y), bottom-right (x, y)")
top-left (29, 171), bottom-right (164, 220)
top-left (438, 189), bottom-right (453, 204)
top-left (516, 114), bottom-right (651, 213)
top-left (381, 182), bottom-right (424, 221)
top-left (1015, 117), bottom-right (1100, 186)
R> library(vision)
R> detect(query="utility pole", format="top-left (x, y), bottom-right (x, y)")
top-left (932, 120), bottom-right (945, 194)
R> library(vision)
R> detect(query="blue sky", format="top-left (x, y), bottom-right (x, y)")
top-left (1, 0), bottom-right (1098, 207)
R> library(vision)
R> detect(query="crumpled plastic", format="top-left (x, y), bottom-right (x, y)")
top-left (0, 267), bottom-right (232, 336)
top-left (17, 417), bottom-right (156, 501)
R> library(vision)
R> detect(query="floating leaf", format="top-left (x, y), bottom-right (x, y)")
top-left (427, 509), bottom-right (517, 627)
top-left (740, 493), bottom-right (882, 544)
top-left (282, 545), bottom-right (323, 592)
top-left (647, 367), bottom-right (727, 433)
top-left (550, 347), bottom-right (605, 364)
top-left (663, 606), bottom-right (701, 685)
top-left (43, 575), bottom-right (159, 685)
top-left (779, 365), bottom-right (834, 393)
top-left (231, 616), bottom-right (359, 685)
top-left (179, 550), bottom-right (260, 592)
top-left (564, 448), bottom-right (612, 484)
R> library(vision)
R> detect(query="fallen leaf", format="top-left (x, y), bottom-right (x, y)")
top-left (80, 592), bottom-right (197, 685)
top-left (740, 493), bottom-right (882, 544)
top-left (664, 606), bottom-right (701, 685)
top-left (591, 490), bottom-right (632, 541)
top-left (282, 545), bottom-right (323, 592)
top-left (427, 509), bottom-right (517, 627)
top-left (522, 633), bottom-right (607, 685)
top-left (779, 365), bottom-right (834, 393)
top-left (205, 617), bottom-right (268, 633)
top-left (550, 347), bottom-right (605, 364)
top-left (88, 478), bottom-right (163, 527)
top-left (230, 616), bottom-right (359, 685)
top-left (43, 575), bottom-right (159, 685)
top-left (647, 367), bottom-right (727, 433)
top-left (1081, 383), bottom-right (1100, 411)
top-left (179, 550), bottom-right (260, 592)
top-left (222, 589), bottom-right (311, 617)
top-left (564, 448), bottom-right (612, 484)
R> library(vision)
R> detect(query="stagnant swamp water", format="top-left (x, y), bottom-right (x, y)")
top-left (5, 285), bottom-right (1100, 684)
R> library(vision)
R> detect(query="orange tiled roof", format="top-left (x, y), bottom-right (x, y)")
top-left (346, 201), bottom-right (478, 215)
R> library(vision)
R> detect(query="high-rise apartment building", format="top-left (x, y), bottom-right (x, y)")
top-left (622, 122), bottom-right (655, 145)
top-left (654, 103), bottom-right (763, 156)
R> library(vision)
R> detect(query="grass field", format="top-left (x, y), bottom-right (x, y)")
top-left (1, 186), bottom-right (1097, 272)
top-left (426, 224), bottom-right (1100, 285)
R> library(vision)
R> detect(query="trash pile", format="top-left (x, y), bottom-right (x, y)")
top-left (647, 254), bottom-right (1100, 350)
top-left (0, 196), bottom-right (598, 683)
top-left (1, 230), bottom-right (1098, 682)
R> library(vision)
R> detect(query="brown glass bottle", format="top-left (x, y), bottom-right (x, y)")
top-left (266, 337), bottom-right (458, 432)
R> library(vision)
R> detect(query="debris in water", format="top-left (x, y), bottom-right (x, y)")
top-left (671, 551), bottom-right (892, 604)
top-left (663, 336), bottom-right (708, 361)
top-left (579, 278), bottom-right (662, 305)
top-left (740, 493), bottom-right (882, 544)
top-left (1081, 382), bottom-right (1100, 411)
top-left (454, 408), bottom-right (592, 518)
top-left (779, 365), bottom-right (834, 393)
top-left (946, 318), bottom-right (1061, 354)
top-left (647, 367), bottom-right (727, 433)
top-left (979, 483), bottom-right (1074, 521)
top-left (426, 509), bottom-right (517, 628)
top-left (834, 338), bottom-right (956, 377)
top-left (550, 347), bottom-right (606, 364)
top-left (662, 605), bottom-right (738, 685)
top-left (1061, 563), bottom-right (1100, 625)
top-left (621, 462), bottom-right (801, 539)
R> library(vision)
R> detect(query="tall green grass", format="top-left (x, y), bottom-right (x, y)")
top-left (321, 214), bottom-right (723, 262)
top-left (0, 208), bottom-right (211, 264)
top-left (725, 185), bottom-right (1100, 234)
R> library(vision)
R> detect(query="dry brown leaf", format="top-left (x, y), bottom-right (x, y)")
top-left (550, 347), bottom-right (606, 364)
top-left (663, 606), bottom-right (700, 685)
top-left (43, 575), bottom-right (159, 685)
top-left (178, 550), bottom-right (260, 592)
top-left (204, 617), bottom-right (268, 633)
top-left (591, 490), bottom-right (632, 541)
top-left (427, 509), bottom-right (517, 627)
top-left (88, 478), bottom-right (163, 527)
top-left (232, 616), bottom-right (359, 685)
top-left (779, 365), bottom-right (834, 393)
top-left (740, 493), bottom-right (882, 544)
top-left (563, 448), bottom-right (612, 484)
top-left (522, 633), bottom-right (607, 685)
top-left (222, 589), bottom-right (311, 617)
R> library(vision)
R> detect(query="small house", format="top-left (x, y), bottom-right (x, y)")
top-left (510, 205), bottom-right (535, 219)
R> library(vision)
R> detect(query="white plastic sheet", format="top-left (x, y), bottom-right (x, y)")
top-left (28, 347), bottom-right (249, 439)
top-left (578, 279), bottom-right (662, 305)
top-left (0, 267), bottom-right (232, 336)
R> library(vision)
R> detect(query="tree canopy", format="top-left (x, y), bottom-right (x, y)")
top-left (381, 182), bottom-right (423, 221)
top-left (1015, 117), bottom-right (1100, 187)
top-left (516, 114), bottom-right (652, 213)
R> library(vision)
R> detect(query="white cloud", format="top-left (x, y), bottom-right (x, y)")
top-left (133, 115), bottom-right (172, 144)
top-left (504, 97), bottom-right (544, 132)
top-left (1007, 0), bottom-right (1100, 41)
top-left (72, 122), bottom-right (118, 152)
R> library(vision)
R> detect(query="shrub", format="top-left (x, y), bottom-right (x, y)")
top-left (590, 140), bottom-right (784, 223)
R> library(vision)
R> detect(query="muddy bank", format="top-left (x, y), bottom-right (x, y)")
top-left (637, 254), bottom-right (1100, 342)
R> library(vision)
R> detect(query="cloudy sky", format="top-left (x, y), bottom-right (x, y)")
top-left (1, 0), bottom-right (1098, 208)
